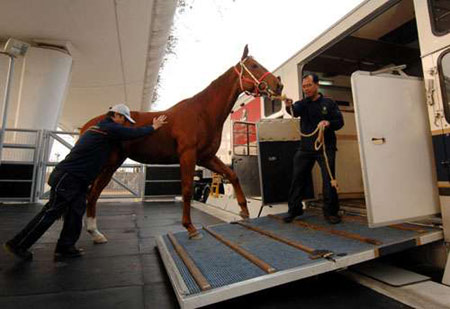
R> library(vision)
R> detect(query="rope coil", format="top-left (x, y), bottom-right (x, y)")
top-left (286, 100), bottom-right (338, 190)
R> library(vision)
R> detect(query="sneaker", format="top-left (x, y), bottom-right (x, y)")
top-left (283, 210), bottom-right (304, 223)
top-left (3, 241), bottom-right (33, 261)
top-left (325, 215), bottom-right (342, 224)
top-left (54, 246), bottom-right (84, 260)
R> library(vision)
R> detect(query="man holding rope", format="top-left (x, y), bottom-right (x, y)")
top-left (284, 74), bottom-right (344, 224)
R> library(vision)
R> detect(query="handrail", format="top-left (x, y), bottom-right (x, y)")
top-left (49, 131), bottom-right (80, 135)
top-left (4, 128), bottom-right (39, 133)
top-left (3, 143), bottom-right (37, 149)
top-left (41, 129), bottom-right (145, 199)
top-left (0, 128), bottom-right (41, 202)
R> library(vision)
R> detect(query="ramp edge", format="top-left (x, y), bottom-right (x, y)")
top-left (156, 236), bottom-right (190, 303)
top-left (181, 249), bottom-right (375, 309)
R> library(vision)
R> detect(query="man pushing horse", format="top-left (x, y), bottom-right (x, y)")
top-left (4, 104), bottom-right (167, 261)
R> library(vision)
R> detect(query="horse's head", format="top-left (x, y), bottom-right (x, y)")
top-left (234, 45), bottom-right (283, 99)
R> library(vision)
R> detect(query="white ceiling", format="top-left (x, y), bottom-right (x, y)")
top-left (0, 0), bottom-right (176, 130)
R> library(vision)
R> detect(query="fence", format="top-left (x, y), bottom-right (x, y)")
top-left (0, 128), bottom-right (145, 202)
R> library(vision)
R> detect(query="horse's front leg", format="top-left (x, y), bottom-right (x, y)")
top-left (179, 148), bottom-right (202, 239)
top-left (200, 155), bottom-right (249, 219)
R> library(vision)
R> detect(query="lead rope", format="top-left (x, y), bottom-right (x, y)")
top-left (287, 103), bottom-right (338, 190)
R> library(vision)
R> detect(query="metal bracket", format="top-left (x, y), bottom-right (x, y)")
top-left (310, 249), bottom-right (335, 260)
top-left (428, 67), bottom-right (438, 76)
top-left (370, 64), bottom-right (407, 76)
top-left (434, 110), bottom-right (444, 128)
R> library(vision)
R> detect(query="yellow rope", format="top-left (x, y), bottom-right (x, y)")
top-left (286, 100), bottom-right (338, 190)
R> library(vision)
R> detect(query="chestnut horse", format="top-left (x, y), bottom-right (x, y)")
top-left (81, 45), bottom-right (283, 242)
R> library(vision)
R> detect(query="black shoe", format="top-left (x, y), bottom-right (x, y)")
top-left (325, 215), bottom-right (342, 224)
top-left (54, 246), bottom-right (84, 260)
top-left (3, 241), bottom-right (33, 261)
top-left (283, 210), bottom-right (303, 223)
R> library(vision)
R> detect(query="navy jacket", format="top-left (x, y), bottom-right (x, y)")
top-left (56, 118), bottom-right (154, 184)
top-left (289, 94), bottom-right (344, 151)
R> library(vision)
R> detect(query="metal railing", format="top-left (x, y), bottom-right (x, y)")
top-left (38, 130), bottom-right (145, 200)
top-left (232, 121), bottom-right (257, 156)
top-left (0, 128), bottom-right (42, 202)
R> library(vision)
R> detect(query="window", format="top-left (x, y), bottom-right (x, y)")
top-left (263, 96), bottom-right (282, 117)
top-left (438, 50), bottom-right (450, 123)
top-left (429, 0), bottom-right (450, 36)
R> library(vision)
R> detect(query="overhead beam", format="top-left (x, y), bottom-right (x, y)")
top-left (304, 36), bottom-right (421, 77)
top-left (141, 0), bottom-right (177, 111)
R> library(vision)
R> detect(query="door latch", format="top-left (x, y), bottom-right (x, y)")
top-left (371, 137), bottom-right (386, 145)
top-left (426, 78), bottom-right (435, 106)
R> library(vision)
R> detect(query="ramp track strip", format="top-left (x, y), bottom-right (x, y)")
top-left (203, 225), bottom-right (277, 274)
top-left (268, 214), bottom-right (383, 245)
top-left (167, 232), bottom-right (212, 291)
top-left (236, 221), bottom-right (334, 260)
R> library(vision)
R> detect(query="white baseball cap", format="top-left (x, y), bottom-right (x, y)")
top-left (109, 104), bottom-right (135, 123)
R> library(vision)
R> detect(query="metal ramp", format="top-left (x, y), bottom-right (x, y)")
top-left (156, 211), bottom-right (443, 309)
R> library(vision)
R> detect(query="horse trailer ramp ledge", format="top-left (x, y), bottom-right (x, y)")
top-left (156, 211), bottom-right (443, 309)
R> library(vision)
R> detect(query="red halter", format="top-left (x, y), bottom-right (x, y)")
top-left (234, 57), bottom-right (276, 98)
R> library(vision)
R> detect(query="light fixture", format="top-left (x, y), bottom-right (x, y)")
top-left (318, 80), bottom-right (334, 86)
top-left (3, 38), bottom-right (30, 57)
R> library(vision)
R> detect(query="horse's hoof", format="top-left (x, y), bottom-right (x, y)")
top-left (239, 211), bottom-right (250, 220)
top-left (93, 234), bottom-right (108, 244)
top-left (188, 231), bottom-right (203, 240)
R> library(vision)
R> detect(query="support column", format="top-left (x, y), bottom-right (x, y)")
top-left (14, 46), bottom-right (72, 131)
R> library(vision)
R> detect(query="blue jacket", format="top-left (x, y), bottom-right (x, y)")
top-left (290, 94), bottom-right (344, 151)
top-left (56, 118), bottom-right (154, 184)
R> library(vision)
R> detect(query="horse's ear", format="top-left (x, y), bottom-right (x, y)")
top-left (241, 44), bottom-right (249, 60)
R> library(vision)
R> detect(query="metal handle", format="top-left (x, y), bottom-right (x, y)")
top-left (371, 137), bottom-right (385, 145)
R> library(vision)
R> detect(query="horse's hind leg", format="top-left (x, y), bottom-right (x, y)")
top-left (199, 156), bottom-right (249, 219)
top-left (86, 153), bottom-right (125, 244)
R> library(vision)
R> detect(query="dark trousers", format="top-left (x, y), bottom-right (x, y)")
top-left (288, 150), bottom-right (339, 216)
top-left (9, 169), bottom-right (88, 250)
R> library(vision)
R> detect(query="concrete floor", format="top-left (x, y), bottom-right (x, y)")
top-left (0, 201), bottom-right (411, 308)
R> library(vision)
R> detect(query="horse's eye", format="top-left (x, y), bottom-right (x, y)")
top-left (251, 64), bottom-right (258, 69)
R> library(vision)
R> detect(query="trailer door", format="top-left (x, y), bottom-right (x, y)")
top-left (351, 71), bottom-right (440, 227)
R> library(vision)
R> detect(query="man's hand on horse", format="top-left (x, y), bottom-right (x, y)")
top-left (318, 120), bottom-right (330, 128)
top-left (153, 115), bottom-right (168, 130)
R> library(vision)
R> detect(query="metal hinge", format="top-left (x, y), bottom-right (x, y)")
top-left (426, 66), bottom-right (443, 127)
top-left (434, 110), bottom-right (443, 127)
top-left (426, 78), bottom-right (435, 106)
top-left (426, 66), bottom-right (438, 106)
top-left (428, 67), bottom-right (438, 76)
